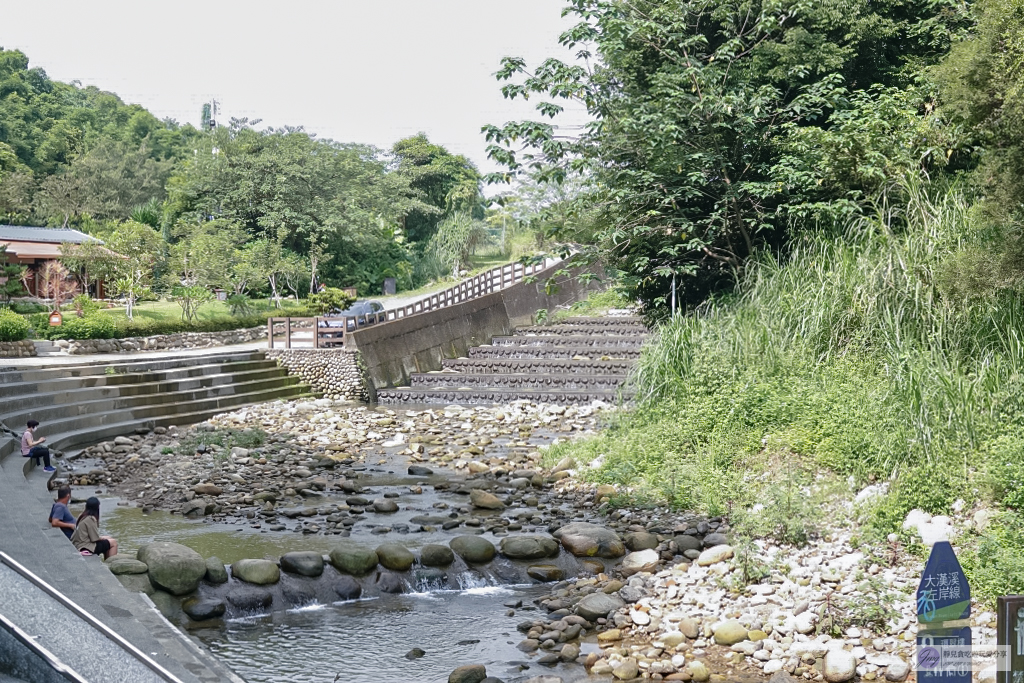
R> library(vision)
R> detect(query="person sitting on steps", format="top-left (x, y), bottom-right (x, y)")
top-left (22, 419), bottom-right (54, 472)
top-left (70, 497), bottom-right (117, 559)
top-left (49, 486), bottom-right (76, 540)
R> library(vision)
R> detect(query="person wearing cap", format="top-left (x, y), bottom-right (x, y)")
top-left (70, 497), bottom-right (117, 559)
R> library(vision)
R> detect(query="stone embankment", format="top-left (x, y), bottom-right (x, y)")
top-left (61, 394), bottom-right (988, 683)
top-left (265, 349), bottom-right (366, 402)
top-left (0, 339), bottom-right (37, 357)
top-left (377, 316), bottom-right (648, 405)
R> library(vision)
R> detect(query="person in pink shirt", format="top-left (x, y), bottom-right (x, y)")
top-left (21, 420), bottom-right (54, 472)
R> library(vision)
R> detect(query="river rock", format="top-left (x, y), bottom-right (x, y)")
top-left (182, 598), bottom-right (226, 621)
top-left (673, 534), bottom-right (702, 552)
top-left (469, 489), bottom-right (505, 510)
top-left (106, 558), bottom-right (148, 575)
top-left (408, 465), bottom-right (433, 476)
top-left (620, 549), bottom-right (660, 576)
top-left (115, 573), bottom-right (154, 595)
top-left (227, 586), bottom-right (273, 611)
top-left (448, 664), bottom-right (487, 683)
top-left (823, 649), bottom-right (856, 682)
top-left (554, 522), bottom-right (625, 558)
top-left (280, 551), bottom-right (325, 577)
top-left (282, 582), bottom-right (316, 606)
top-left (376, 543), bottom-right (415, 571)
top-left (377, 572), bottom-right (406, 594)
top-left (624, 531), bottom-right (659, 551)
top-left (450, 536), bottom-right (496, 564)
top-left (527, 565), bottom-right (564, 582)
top-left (697, 544), bottom-right (734, 566)
top-left (332, 576), bottom-right (362, 601)
top-left (193, 483), bottom-right (222, 496)
top-left (136, 542), bottom-right (207, 595)
top-left (232, 559), bottom-right (281, 585)
top-left (198, 558), bottom-right (227, 586)
top-left (500, 535), bottom-right (559, 560)
top-left (885, 658), bottom-right (910, 681)
top-left (688, 660), bottom-right (711, 682)
top-left (679, 617), bottom-right (700, 639)
top-left (329, 540), bottom-right (379, 575)
top-left (420, 544), bottom-right (455, 567)
top-left (373, 499), bottom-right (399, 513)
top-left (713, 619), bottom-right (748, 645)
top-left (576, 592), bottom-right (625, 621)
top-left (612, 658), bottom-right (639, 680)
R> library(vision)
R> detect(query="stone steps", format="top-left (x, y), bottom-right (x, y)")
top-left (31, 340), bottom-right (61, 356)
top-left (0, 350), bottom-right (313, 461)
top-left (379, 313), bottom-right (648, 405)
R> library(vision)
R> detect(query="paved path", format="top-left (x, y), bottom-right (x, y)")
top-left (0, 342), bottom-right (265, 368)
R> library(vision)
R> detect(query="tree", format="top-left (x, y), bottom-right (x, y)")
top-left (59, 240), bottom-right (117, 297)
top-left (35, 172), bottom-right (88, 227)
top-left (167, 219), bottom-right (245, 291)
top-left (483, 0), bottom-right (969, 314)
top-left (0, 245), bottom-right (24, 304)
top-left (36, 261), bottom-right (76, 310)
top-left (106, 220), bottom-right (165, 320)
top-left (392, 134), bottom-right (483, 243)
top-left (278, 250), bottom-right (309, 298)
top-left (428, 212), bottom-right (484, 278)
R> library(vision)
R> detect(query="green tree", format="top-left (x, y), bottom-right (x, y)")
top-left (484, 0), bottom-right (968, 314)
top-left (106, 220), bottom-right (165, 319)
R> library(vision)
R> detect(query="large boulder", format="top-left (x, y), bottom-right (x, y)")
top-left (500, 535), bottom-right (560, 560)
top-left (376, 543), bottom-right (415, 571)
top-left (106, 557), bottom-right (148, 575)
top-left (712, 620), bottom-right (748, 646)
top-left (182, 598), bottom-right (226, 621)
top-left (624, 531), bottom-right (659, 551)
top-left (136, 542), bottom-right (206, 596)
top-left (450, 536), bottom-right (496, 564)
top-left (328, 540), bottom-right (379, 576)
top-left (619, 549), bottom-right (660, 577)
top-left (673, 535), bottom-right (702, 552)
top-left (554, 522), bottom-right (625, 558)
top-left (226, 586), bottom-right (273, 611)
top-left (526, 565), bottom-right (564, 582)
top-left (280, 551), bottom-right (325, 577)
top-left (231, 559), bottom-right (280, 585)
top-left (420, 544), bottom-right (455, 567)
top-left (469, 489), bottom-right (505, 510)
top-left (697, 545), bottom-right (734, 566)
top-left (823, 650), bottom-right (856, 682)
top-left (576, 592), bottom-right (625, 621)
top-left (205, 557), bottom-right (229, 584)
top-left (449, 665), bottom-right (487, 683)
top-left (332, 576), bottom-right (362, 601)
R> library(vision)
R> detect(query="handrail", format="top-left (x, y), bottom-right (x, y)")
top-left (0, 611), bottom-right (89, 682)
top-left (0, 551), bottom-right (187, 683)
top-left (267, 257), bottom-right (562, 350)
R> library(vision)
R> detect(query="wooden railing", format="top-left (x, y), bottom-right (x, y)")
top-left (267, 257), bottom-right (561, 349)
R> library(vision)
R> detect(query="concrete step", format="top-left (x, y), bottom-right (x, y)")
top-left (468, 345), bottom-right (641, 360)
top-left (490, 334), bottom-right (646, 348)
top-left (376, 386), bottom-right (625, 405)
top-left (411, 372), bottom-right (629, 391)
top-left (0, 359), bottom-right (277, 399)
top-left (0, 350), bottom-right (265, 384)
top-left (515, 320), bottom-right (647, 335)
top-left (31, 340), bottom-right (62, 357)
top-left (440, 358), bottom-right (634, 375)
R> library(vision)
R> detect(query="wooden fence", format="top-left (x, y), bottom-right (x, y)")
top-left (267, 258), bottom-right (560, 349)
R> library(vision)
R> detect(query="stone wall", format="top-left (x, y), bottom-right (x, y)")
top-left (0, 340), bottom-right (36, 357)
top-left (265, 348), bottom-right (366, 402)
top-left (56, 326), bottom-right (266, 355)
top-left (348, 261), bottom-right (605, 396)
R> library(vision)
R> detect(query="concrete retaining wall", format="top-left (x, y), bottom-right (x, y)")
top-left (56, 326), bottom-right (266, 355)
top-left (266, 349), bottom-right (366, 402)
top-left (349, 263), bottom-right (604, 397)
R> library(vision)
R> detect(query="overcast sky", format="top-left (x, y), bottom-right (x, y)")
top-left (0, 0), bottom-right (589, 175)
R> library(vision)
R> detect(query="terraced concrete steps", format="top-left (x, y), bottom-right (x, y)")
top-left (0, 350), bottom-right (312, 458)
top-left (378, 316), bottom-right (648, 405)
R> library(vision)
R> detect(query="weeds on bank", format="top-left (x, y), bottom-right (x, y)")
top-left (175, 428), bottom-right (267, 458)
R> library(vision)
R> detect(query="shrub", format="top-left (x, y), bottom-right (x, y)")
top-left (0, 309), bottom-right (29, 341)
top-left (45, 314), bottom-right (117, 340)
top-left (71, 294), bottom-right (102, 318)
top-left (226, 294), bottom-right (254, 317)
top-left (306, 288), bottom-right (355, 315)
top-left (9, 301), bottom-right (45, 314)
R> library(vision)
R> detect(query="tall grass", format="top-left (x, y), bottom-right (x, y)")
top-left (567, 182), bottom-right (1024, 540)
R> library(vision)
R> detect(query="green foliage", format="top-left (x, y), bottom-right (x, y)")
top-left (175, 427), bottom-right (267, 458)
top-left (41, 314), bottom-right (117, 340)
top-left (485, 0), bottom-right (968, 314)
top-left (71, 294), bottom-right (101, 317)
top-left (171, 285), bottom-right (213, 323)
top-left (818, 577), bottom-right (904, 637)
top-left (305, 288), bottom-right (356, 315)
top-left (427, 212), bottom-right (483, 277)
top-left (961, 513), bottom-right (1024, 605)
top-left (0, 308), bottom-right (29, 341)
top-left (226, 294), bottom-right (254, 317)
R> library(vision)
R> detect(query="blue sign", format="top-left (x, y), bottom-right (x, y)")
top-left (917, 541), bottom-right (971, 624)
top-left (917, 541), bottom-right (972, 682)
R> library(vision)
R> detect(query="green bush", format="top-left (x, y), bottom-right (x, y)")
top-left (306, 288), bottom-right (356, 315)
top-left (962, 513), bottom-right (1024, 605)
top-left (44, 314), bottom-right (117, 340)
top-left (9, 301), bottom-right (45, 314)
top-left (0, 309), bottom-right (29, 341)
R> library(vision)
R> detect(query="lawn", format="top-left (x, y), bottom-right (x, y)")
top-left (97, 297), bottom-right (308, 325)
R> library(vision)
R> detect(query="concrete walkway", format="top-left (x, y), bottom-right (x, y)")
top-left (0, 452), bottom-right (245, 682)
top-left (0, 342), bottom-right (266, 369)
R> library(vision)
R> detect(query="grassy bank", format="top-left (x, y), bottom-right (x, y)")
top-left (554, 185), bottom-right (1024, 603)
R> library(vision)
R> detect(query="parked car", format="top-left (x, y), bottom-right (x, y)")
top-left (319, 300), bottom-right (385, 335)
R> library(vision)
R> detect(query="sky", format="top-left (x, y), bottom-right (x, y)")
top-left (0, 0), bottom-right (589, 177)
